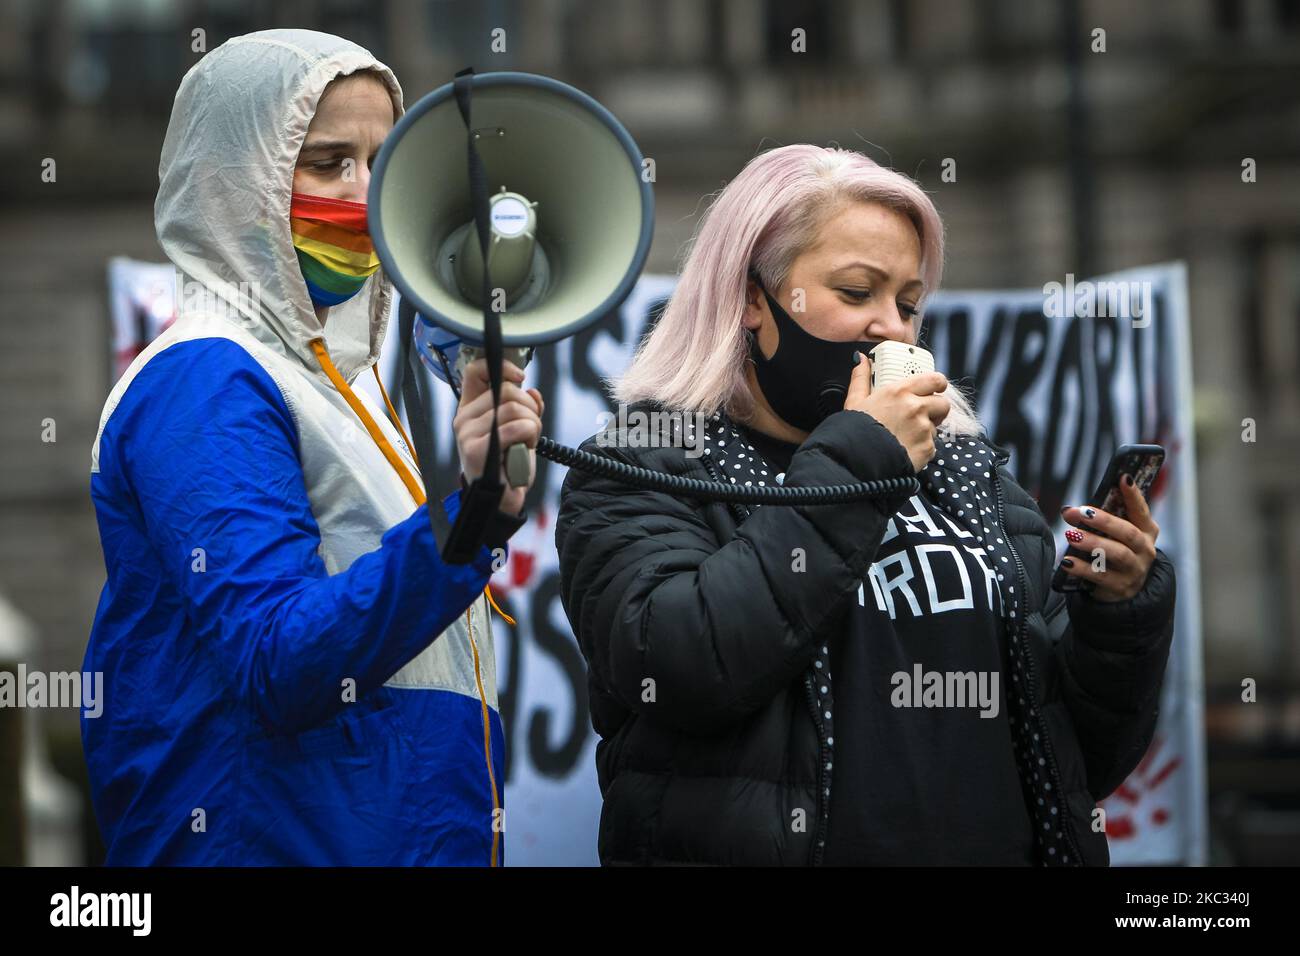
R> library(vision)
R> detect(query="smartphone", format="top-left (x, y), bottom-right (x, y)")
top-left (1051, 443), bottom-right (1165, 594)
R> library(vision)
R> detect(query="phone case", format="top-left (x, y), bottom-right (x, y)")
top-left (1051, 444), bottom-right (1165, 594)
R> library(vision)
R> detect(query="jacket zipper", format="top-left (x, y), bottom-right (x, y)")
top-left (803, 672), bottom-right (830, 865)
top-left (702, 422), bottom-right (830, 866)
top-left (990, 449), bottom-right (1085, 865)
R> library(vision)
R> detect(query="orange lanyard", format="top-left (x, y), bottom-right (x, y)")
top-left (311, 338), bottom-right (508, 865)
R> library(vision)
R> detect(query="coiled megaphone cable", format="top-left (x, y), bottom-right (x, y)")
top-left (401, 305), bottom-right (919, 506)
top-left (398, 307), bottom-right (917, 506)
top-left (533, 435), bottom-right (918, 505)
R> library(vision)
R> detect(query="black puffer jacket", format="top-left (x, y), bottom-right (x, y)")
top-left (555, 399), bottom-right (1176, 865)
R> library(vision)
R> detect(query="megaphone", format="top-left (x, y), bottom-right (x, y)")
top-left (367, 68), bottom-right (918, 567)
top-left (370, 70), bottom-right (654, 497)
top-left (370, 70), bottom-right (655, 375)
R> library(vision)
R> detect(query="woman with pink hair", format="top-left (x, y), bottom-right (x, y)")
top-left (556, 144), bottom-right (1176, 866)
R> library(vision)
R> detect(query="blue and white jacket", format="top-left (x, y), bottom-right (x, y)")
top-left (83, 30), bottom-right (507, 866)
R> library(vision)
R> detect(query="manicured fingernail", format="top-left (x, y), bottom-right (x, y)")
top-left (1065, 528), bottom-right (1084, 543)
top-left (1061, 558), bottom-right (1074, 567)
top-left (852, 351), bottom-right (863, 366)
top-left (1124, 474), bottom-right (1134, 487)
top-left (1082, 507), bottom-right (1096, 519)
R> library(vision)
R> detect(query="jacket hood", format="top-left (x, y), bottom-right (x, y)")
top-left (156, 29), bottom-right (405, 384)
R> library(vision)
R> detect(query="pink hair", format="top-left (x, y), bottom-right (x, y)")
top-left (610, 144), bottom-right (983, 439)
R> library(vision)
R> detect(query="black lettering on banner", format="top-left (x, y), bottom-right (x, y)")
top-left (570, 309), bottom-right (624, 397)
top-left (1041, 317), bottom-right (1085, 516)
top-left (526, 572), bottom-right (590, 777)
top-left (935, 307), bottom-right (973, 400)
top-left (1088, 314), bottom-right (1121, 503)
top-left (973, 306), bottom-right (1010, 404)
top-left (639, 297), bottom-right (672, 341)
top-left (994, 307), bottom-right (1050, 489)
top-left (531, 336), bottom-right (560, 509)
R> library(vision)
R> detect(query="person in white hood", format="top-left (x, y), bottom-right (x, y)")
top-left (82, 29), bottom-right (541, 866)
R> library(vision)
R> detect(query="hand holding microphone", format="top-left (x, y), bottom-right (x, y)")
top-left (453, 358), bottom-right (545, 516)
top-left (844, 347), bottom-right (950, 474)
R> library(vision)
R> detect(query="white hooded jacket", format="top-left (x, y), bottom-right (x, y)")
top-left (83, 30), bottom-right (507, 866)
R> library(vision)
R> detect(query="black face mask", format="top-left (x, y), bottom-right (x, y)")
top-left (747, 271), bottom-right (882, 433)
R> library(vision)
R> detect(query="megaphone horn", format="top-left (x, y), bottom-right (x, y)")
top-left (369, 70), bottom-right (655, 349)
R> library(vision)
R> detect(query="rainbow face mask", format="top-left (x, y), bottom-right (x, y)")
top-left (289, 192), bottom-right (382, 309)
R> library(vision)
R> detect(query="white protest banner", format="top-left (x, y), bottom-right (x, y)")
top-left (108, 258), bottom-right (1205, 866)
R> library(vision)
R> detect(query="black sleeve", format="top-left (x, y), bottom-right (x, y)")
top-left (1050, 549), bottom-right (1177, 800)
top-left (998, 462), bottom-right (1177, 801)
top-left (555, 409), bottom-right (916, 733)
top-left (459, 470), bottom-right (529, 550)
top-left (482, 508), bottom-right (528, 550)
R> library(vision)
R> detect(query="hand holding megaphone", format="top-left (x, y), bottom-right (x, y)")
top-left (453, 357), bottom-right (545, 514)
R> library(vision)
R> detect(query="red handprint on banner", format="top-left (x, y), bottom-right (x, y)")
top-left (491, 506), bottom-right (546, 598)
top-left (1101, 732), bottom-right (1181, 840)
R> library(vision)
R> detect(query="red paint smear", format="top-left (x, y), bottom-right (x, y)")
top-left (512, 550), bottom-right (535, 588)
top-left (1151, 807), bottom-right (1170, 826)
top-left (1107, 815), bottom-right (1136, 839)
top-left (1146, 756), bottom-right (1182, 791)
top-left (1134, 733), bottom-right (1163, 778)
top-left (1113, 783), bottom-right (1141, 805)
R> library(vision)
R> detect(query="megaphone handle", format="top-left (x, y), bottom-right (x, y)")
top-left (456, 344), bottom-right (535, 488)
top-left (506, 443), bottom-right (531, 488)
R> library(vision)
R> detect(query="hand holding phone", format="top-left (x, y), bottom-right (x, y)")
top-left (1052, 444), bottom-right (1164, 597)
